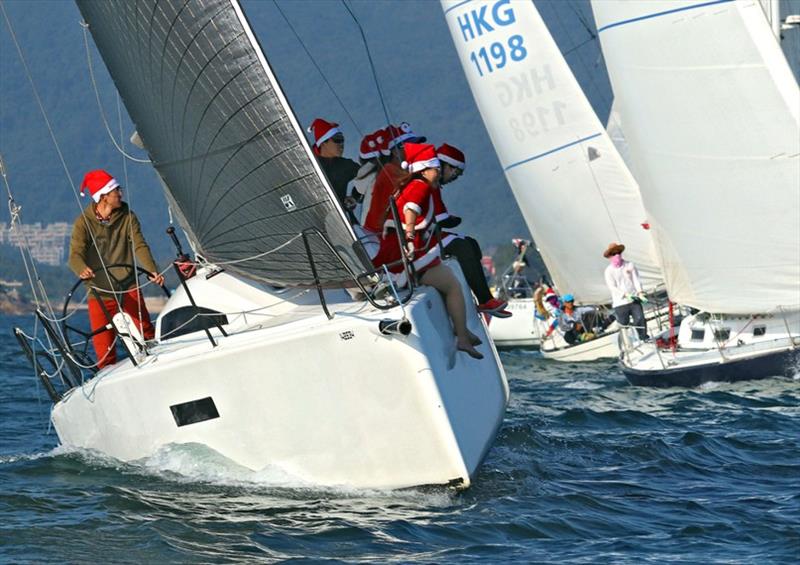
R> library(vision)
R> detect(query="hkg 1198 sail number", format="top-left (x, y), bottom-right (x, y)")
top-left (469, 35), bottom-right (527, 77)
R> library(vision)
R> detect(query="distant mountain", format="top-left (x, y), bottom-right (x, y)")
top-left (0, 0), bottom-right (612, 274)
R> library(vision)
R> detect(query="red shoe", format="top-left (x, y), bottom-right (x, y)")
top-left (478, 298), bottom-right (508, 313)
top-left (489, 308), bottom-right (512, 319)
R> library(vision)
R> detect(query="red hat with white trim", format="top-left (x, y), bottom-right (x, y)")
top-left (373, 128), bottom-right (391, 157)
top-left (436, 143), bottom-right (466, 170)
top-left (307, 118), bottom-right (341, 149)
top-left (401, 142), bottom-right (440, 173)
top-left (359, 132), bottom-right (380, 160)
top-left (80, 169), bottom-right (120, 203)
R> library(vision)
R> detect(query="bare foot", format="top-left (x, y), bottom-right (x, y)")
top-left (468, 331), bottom-right (482, 346)
top-left (457, 338), bottom-right (484, 360)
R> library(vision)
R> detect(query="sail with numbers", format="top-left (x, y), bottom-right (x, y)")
top-left (441, 0), bottom-right (662, 304)
top-left (76, 0), bottom-right (369, 288)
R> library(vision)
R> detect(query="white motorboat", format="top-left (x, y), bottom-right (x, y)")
top-left (11, 0), bottom-right (509, 489)
top-left (488, 243), bottom-right (540, 349)
top-left (488, 297), bottom-right (540, 349)
top-left (592, 0), bottom-right (800, 386)
top-left (441, 0), bottom-right (666, 361)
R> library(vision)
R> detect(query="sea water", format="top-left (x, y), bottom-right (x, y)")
top-left (1, 315), bottom-right (798, 563)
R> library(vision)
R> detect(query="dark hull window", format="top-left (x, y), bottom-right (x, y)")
top-left (160, 306), bottom-right (228, 340)
top-left (170, 397), bottom-right (220, 427)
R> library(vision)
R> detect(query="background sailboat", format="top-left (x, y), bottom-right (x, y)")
top-left (592, 0), bottom-right (800, 386)
top-left (441, 0), bottom-right (665, 359)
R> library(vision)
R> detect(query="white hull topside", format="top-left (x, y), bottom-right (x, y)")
top-left (52, 262), bottom-right (510, 490)
top-left (620, 311), bottom-right (800, 377)
top-left (540, 307), bottom-right (670, 362)
top-left (488, 298), bottom-right (540, 348)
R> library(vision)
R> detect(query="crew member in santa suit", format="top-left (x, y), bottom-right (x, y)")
top-left (68, 169), bottom-right (165, 369)
top-left (362, 122), bottom-right (425, 236)
top-left (372, 142), bottom-right (483, 360)
top-left (433, 143), bottom-right (510, 318)
top-left (307, 118), bottom-right (359, 223)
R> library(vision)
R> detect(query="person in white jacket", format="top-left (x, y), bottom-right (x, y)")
top-left (603, 242), bottom-right (648, 340)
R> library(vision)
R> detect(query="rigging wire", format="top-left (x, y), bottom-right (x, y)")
top-left (118, 93), bottom-right (144, 337)
top-left (272, 0), bottom-right (363, 135)
top-left (339, 0), bottom-right (393, 128)
top-left (551, 1), bottom-right (612, 116)
top-left (1, 1), bottom-right (133, 368)
top-left (80, 20), bottom-right (151, 164)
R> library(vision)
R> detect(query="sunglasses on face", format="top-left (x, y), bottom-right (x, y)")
top-left (330, 136), bottom-right (345, 145)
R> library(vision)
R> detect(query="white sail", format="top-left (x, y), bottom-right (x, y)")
top-left (592, 0), bottom-right (800, 314)
top-left (440, 0), bottom-right (663, 305)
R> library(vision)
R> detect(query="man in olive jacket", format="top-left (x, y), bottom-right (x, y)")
top-left (68, 169), bottom-right (164, 368)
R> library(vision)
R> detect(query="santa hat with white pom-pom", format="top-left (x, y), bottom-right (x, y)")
top-left (359, 132), bottom-right (380, 160)
top-left (401, 142), bottom-right (440, 173)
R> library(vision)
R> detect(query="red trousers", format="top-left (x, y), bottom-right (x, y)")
top-left (88, 289), bottom-right (155, 369)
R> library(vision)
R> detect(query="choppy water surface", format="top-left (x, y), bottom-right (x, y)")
top-left (1, 315), bottom-right (798, 563)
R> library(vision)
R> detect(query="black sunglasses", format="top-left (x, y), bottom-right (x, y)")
top-left (330, 135), bottom-right (345, 145)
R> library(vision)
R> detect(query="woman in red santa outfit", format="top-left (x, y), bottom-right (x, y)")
top-left (433, 143), bottom-right (510, 318)
top-left (372, 142), bottom-right (483, 360)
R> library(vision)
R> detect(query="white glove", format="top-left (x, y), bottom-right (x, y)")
top-left (405, 239), bottom-right (415, 259)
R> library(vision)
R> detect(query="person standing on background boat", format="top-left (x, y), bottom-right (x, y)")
top-left (603, 242), bottom-right (648, 340)
top-left (307, 118), bottom-right (360, 223)
top-left (68, 169), bottom-right (164, 369)
top-left (372, 142), bottom-right (483, 360)
top-left (434, 143), bottom-right (510, 317)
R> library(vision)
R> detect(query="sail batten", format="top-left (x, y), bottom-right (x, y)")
top-left (77, 0), bottom-right (366, 286)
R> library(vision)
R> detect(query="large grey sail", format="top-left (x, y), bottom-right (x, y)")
top-left (76, 0), bottom-right (368, 286)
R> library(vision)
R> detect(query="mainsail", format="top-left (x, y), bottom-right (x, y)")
top-left (592, 0), bottom-right (800, 314)
top-left (441, 0), bottom-right (663, 305)
top-left (77, 0), bottom-right (368, 287)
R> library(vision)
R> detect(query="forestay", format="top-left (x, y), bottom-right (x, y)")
top-left (440, 0), bottom-right (663, 305)
top-left (77, 0), bottom-right (368, 287)
top-left (592, 0), bottom-right (800, 314)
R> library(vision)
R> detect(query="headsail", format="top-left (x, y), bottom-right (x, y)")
top-left (76, 0), bottom-right (368, 286)
top-left (441, 0), bottom-right (663, 304)
top-left (592, 0), bottom-right (800, 314)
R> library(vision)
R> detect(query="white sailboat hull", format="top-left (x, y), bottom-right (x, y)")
top-left (488, 298), bottom-right (540, 348)
top-left (540, 328), bottom-right (620, 362)
top-left (620, 311), bottom-right (800, 387)
top-left (540, 307), bottom-right (670, 362)
top-left (51, 266), bottom-right (509, 490)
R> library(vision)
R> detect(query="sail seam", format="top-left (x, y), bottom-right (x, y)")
top-left (504, 133), bottom-right (602, 171)
top-left (443, 0), bottom-right (472, 16)
top-left (597, 0), bottom-right (735, 33)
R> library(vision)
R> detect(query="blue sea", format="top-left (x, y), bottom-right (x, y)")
top-left (1, 314), bottom-right (798, 563)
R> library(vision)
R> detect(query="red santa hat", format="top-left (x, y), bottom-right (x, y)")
top-left (401, 142), bottom-right (440, 173)
top-left (436, 143), bottom-right (466, 170)
top-left (373, 128), bottom-right (391, 156)
top-left (80, 169), bottom-right (120, 203)
top-left (359, 132), bottom-right (380, 160)
top-left (307, 118), bottom-right (341, 149)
